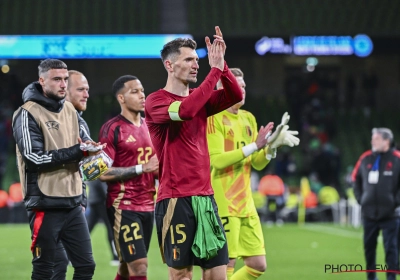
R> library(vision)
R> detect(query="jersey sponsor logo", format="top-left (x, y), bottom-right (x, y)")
top-left (227, 129), bottom-right (234, 138)
top-left (45, 121), bottom-right (60, 130)
top-left (126, 135), bottom-right (136, 143)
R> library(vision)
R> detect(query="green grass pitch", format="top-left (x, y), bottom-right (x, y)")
top-left (0, 223), bottom-right (387, 279)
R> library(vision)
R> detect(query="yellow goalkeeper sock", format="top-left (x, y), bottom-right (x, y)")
top-left (231, 265), bottom-right (264, 280)
top-left (227, 267), bottom-right (235, 279)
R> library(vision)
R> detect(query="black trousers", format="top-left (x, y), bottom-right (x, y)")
top-left (363, 217), bottom-right (400, 280)
top-left (28, 206), bottom-right (95, 280)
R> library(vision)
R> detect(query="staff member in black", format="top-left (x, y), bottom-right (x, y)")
top-left (352, 127), bottom-right (400, 280)
top-left (12, 59), bottom-right (104, 280)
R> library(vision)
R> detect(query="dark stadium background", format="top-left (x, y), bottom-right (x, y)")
top-left (0, 1), bottom-right (399, 278)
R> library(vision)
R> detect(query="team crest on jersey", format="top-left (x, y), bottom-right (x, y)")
top-left (173, 246), bottom-right (180, 261)
top-left (245, 126), bottom-right (252, 137)
top-left (128, 243), bottom-right (136, 255)
top-left (45, 121), bottom-right (60, 130)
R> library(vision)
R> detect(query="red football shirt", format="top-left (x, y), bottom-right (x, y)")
top-left (145, 63), bottom-right (243, 202)
top-left (99, 115), bottom-right (156, 211)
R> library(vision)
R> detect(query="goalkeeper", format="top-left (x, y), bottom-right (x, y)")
top-left (206, 68), bottom-right (299, 280)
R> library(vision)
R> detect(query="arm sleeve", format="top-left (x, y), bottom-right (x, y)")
top-left (13, 108), bottom-right (84, 172)
top-left (250, 117), bottom-right (269, 170)
top-left (78, 112), bottom-right (92, 141)
top-left (206, 62), bottom-right (244, 116)
top-left (207, 116), bottom-right (246, 170)
top-left (145, 67), bottom-right (223, 124)
top-left (98, 124), bottom-right (116, 163)
top-left (251, 147), bottom-right (270, 171)
top-left (351, 156), bottom-right (363, 204)
top-left (396, 161), bottom-right (400, 206)
top-left (81, 182), bottom-right (88, 208)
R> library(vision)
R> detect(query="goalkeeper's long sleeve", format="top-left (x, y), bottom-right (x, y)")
top-left (209, 149), bottom-right (245, 170)
top-left (251, 147), bottom-right (270, 171)
top-left (209, 146), bottom-right (270, 170)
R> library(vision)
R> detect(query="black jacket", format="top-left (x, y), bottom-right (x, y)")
top-left (352, 148), bottom-right (400, 220)
top-left (12, 82), bottom-right (91, 210)
top-left (77, 110), bottom-right (92, 208)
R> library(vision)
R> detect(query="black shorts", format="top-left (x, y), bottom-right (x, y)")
top-left (107, 207), bottom-right (154, 263)
top-left (155, 195), bottom-right (228, 268)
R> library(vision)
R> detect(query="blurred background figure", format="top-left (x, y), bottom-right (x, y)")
top-left (85, 180), bottom-right (119, 266)
top-left (352, 128), bottom-right (400, 280)
top-left (258, 169), bottom-right (286, 225)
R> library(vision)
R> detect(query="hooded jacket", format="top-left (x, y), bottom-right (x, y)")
top-left (12, 82), bottom-right (91, 210)
top-left (352, 148), bottom-right (400, 220)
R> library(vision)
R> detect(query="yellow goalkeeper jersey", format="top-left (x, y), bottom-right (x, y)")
top-left (207, 109), bottom-right (269, 217)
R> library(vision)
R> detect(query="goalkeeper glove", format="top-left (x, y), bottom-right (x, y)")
top-left (265, 146), bottom-right (277, 160)
top-left (265, 112), bottom-right (290, 145)
top-left (269, 125), bottom-right (300, 149)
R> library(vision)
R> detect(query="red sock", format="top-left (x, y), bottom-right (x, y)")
top-left (129, 277), bottom-right (147, 280)
top-left (115, 274), bottom-right (128, 280)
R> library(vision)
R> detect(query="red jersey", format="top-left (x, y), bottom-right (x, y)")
top-left (145, 63), bottom-right (243, 202)
top-left (99, 115), bottom-right (156, 211)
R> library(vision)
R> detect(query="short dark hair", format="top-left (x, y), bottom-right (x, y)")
top-left (112, 75), bottom-right (138, 96)
top-left (160, 38), bottom-right (197, 62)
top-left (38, 59), bottom-right (67, 77)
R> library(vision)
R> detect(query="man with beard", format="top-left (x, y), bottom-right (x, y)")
top-left (12, 59), bottom-right (104, 279)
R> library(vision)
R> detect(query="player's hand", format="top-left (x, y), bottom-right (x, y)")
top-left (143, 155), bottom-right (159, 173)
top-left (269, 125), bottom-right (300, 149)
top-left (266, 146), bottom-right (277, 160)
top-left (78, 137), bottom-right (107, 156)
top-left (207, 41), bottom-right (224, 71)
top-left (265, 112), bottom-right (290, 145)
top-left (205, 26), bottom-right (225, 52)
top-left (212, 26), bottom-right (226, 55)
top-left (206, 26), bottom-right (225, 71)
top-left (255, 122), bottom-right (274, 149)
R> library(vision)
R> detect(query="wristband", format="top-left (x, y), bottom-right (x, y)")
top-left (82, 150), bottom-right (89, 157)
top-left (135, 165), bottom-right (143, 175)
top-left (242, 143), bottom-right (258, 157)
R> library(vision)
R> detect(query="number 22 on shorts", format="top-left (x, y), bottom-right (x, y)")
top-left (121, 222), bottom-right (142, 242)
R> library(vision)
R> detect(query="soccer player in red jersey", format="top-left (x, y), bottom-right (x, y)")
top-left (99, 75), bottom-right (159, 280)
top-left (145, 27), bottom-right (243, 280)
